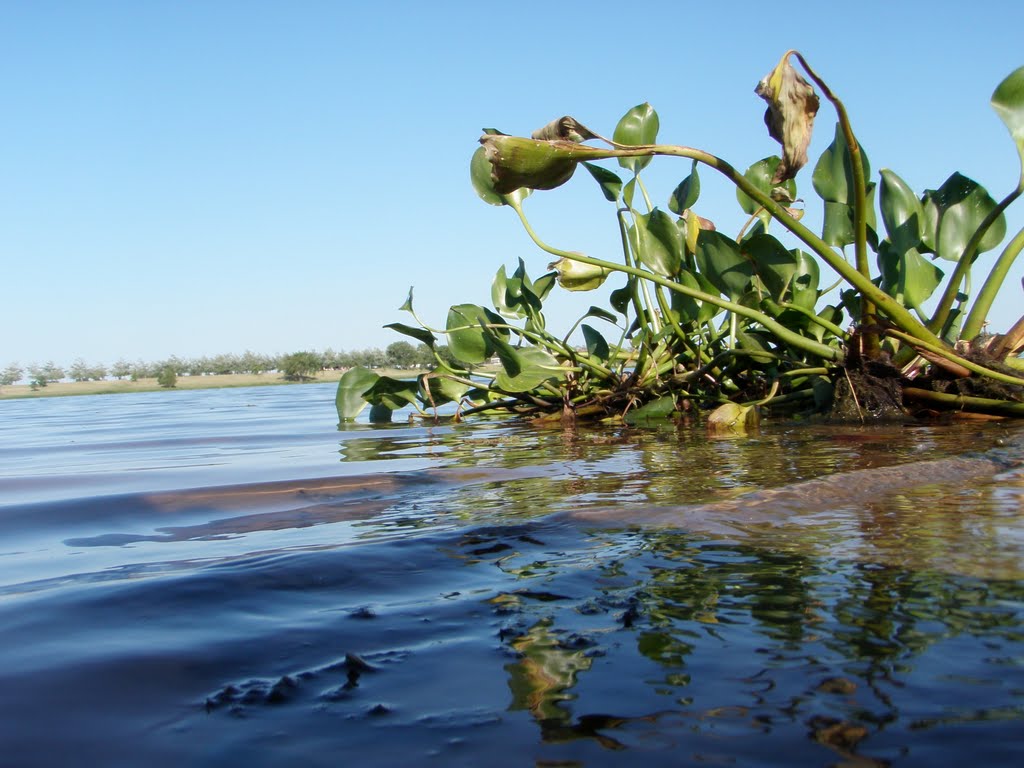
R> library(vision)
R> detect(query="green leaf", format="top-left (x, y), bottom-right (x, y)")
top-left (582, 162), bottom-right (623, 202)
top-left (613, 103), bottom-right (659, 173)
top-left (741, 233), bottom-right (797, 299)
top-left (736, 157), bottom-right (797, 216)
top-left (695, 230), bottom-right (752, 301)
top-left (790, 249), bottom-right (820, 310)
top-left (446, 304), bottom-right (507, 364)
top-left (399, 286), bottom-right (415, 313)
top-left (630, 209), bottom-right (682, 277)
top-left (669, 161), bottom-right (701, 214)
top-left (421, 369), bottom-right (471, 406)
top-left (735, 329), bottom-right (775, 364)
top-left (492, 345), bottom-right (564, 393)
top-left (610, 285), bottom-right (632, 315)
top-left (879, 168), bottom-right (924, 253)
top-left (384, 322), bottom-right (435, 347)
top-left (364, 375), bottom-right (421, 411)
top-left (335, 366), bottom-right (380, 421)
top-left (583, 305), bottom-right (618, 324)
top-left (991, 65), bottom-right (1024, 188)
top-left (623, 177), bottom-right (637, 208)
top-left (671, 270), bottom-right (719, 325)
top-left (877, 242), bottom-right (944, 312)
top-left (533, 271), bottom-right (556, 302)
top-left (581, 324), bottom-right (610, 363)
top-left (812, 122), bottom-right (870, 204)
top-left (471, 145), bottom-right (507, 206)
top-left (492, 259), bottom-right (543, 319)
top-left (819, 184), bottom-right (878, 249)
top-left (920, 173), bottom-right (1006, 261)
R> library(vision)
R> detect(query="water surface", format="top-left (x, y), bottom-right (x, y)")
top-left (1, 384), bottom-right (1022, 766)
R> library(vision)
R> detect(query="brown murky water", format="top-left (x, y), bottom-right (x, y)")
top-left (1, 384), bottom-right (1022, 766)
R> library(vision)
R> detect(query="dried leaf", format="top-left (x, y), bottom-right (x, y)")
top-left (531, 116), bottom-right (599, 143)
top-left (756, 53), bottom-right (820, 183)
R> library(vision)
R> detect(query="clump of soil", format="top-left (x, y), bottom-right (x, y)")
top-left (828, 359), bottom-right (905, 423)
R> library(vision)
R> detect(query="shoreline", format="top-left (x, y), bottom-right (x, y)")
top-left (0, 369), bottom-right (372, 400)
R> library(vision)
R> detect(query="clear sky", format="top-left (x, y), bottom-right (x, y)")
top-left (4, 1), bottom-right (1024, 369)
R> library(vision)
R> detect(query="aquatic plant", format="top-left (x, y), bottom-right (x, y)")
top-left (340, 53), bottom-right (1024, 424)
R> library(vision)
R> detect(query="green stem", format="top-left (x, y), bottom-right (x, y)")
top-left (506, 197), bottom-right (843, 362)
top-left (903, 387), bottom-right (1024, 417)
top-left (962, 224), bottom-right (1024, 340)
top-left (530, 140), bottom-right (946, 350)
top-left (790, 52), bottom-right (876, 349)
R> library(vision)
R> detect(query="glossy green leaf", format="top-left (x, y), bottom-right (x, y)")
top-left (610, 285), bottom-right (632, 315)
top-left (492, 345), bottom-right (564, 393)
top-left (533, 272), bottom-right (557, 302)
top-left (582, 162), bottom-right (623, 202)
top-left (669, 270), bottom-right (716, 325)
top-left (335, 366), bottom-right (379, 421)
top-left (991, 65), bottom-right (1024, 187)
top-left (819, 184), bottom-right (878, 248)
top-left (446, 304), bottom-right (507, 365)
top-left (364, 376), bottom-right (421, 411)
top-left (812, 305), bottom-right (844, 344)
top-left (879, 168), bottom-right (924, 252)
top-left (471, 146), bottom-right (507, 206)
top-left (583, 305), bottom-right (618, 324)
top-left (613, 103), bottom-right (659, 173)
top-left (630, 209), bottom-right (682, 277)
top-left (581, 324), bottom-right (610, 362)
top-left (421, 368), bottom-right (471, 406)
top-left (384, 323), bottom-right (435, 347)
top-left (735, 157), bottom-right (798, 218)
top-left (741, 233), bottom-right (797, 298)
top-left (736, 329), bottom-right (775, 364)
top-left (669, 161), bottom-right (701, 214)
top-left (695, 230), bottom-right (752, 300)
top-left (790, 249), bottom-right (820, 310)
top-left (812, 123), bottom-right (870, 205)
top-left (492, 259), bottom-right (543, 319)
top-left (623, 177), bottom-right (637, 208)
top-left (877, 242), bottom-right (944, 312)
top-left (920, 173), bottom-right (1006, 261)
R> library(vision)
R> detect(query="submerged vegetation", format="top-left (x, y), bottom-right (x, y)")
top-left (339, 53), bottom-right (1024, 427)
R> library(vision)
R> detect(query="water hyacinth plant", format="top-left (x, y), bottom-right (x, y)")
top-left (339, 52), bottom-right (1024, 426)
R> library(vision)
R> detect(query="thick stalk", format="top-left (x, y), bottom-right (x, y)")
top-left (962, 224), bottom-right (1024, 340)
top-left (791, 52), bottom-right (878, 355)
top-left (542, 141), bottom-right (945, 349)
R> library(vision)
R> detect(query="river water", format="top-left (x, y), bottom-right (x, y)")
top-left (1, 383), bottom-right (1022, 767)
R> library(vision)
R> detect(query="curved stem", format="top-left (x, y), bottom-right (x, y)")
top-left (506, 197), bottom-right (842, 362)
top-left (791, 51), bottom-right (877, 353)
top-left (962, 223), bottom-right (1024, 340)
top-left (928, 186), bottom-right (1023, 336)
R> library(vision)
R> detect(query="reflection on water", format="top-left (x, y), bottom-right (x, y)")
top-left (0, 385), bottom-right (1022, 766)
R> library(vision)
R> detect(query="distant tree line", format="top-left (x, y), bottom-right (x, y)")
top-left (0, 342), bottom-right (458, 389)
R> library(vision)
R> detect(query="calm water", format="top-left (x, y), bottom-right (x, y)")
top-left (1, 383), bottom-right (1023, 767)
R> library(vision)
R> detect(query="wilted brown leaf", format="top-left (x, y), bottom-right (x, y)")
top-left (756, 53), bottom-right (820, 183)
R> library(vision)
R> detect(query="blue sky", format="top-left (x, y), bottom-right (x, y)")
top-left (3, 1), bottom-right (1024, 368)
